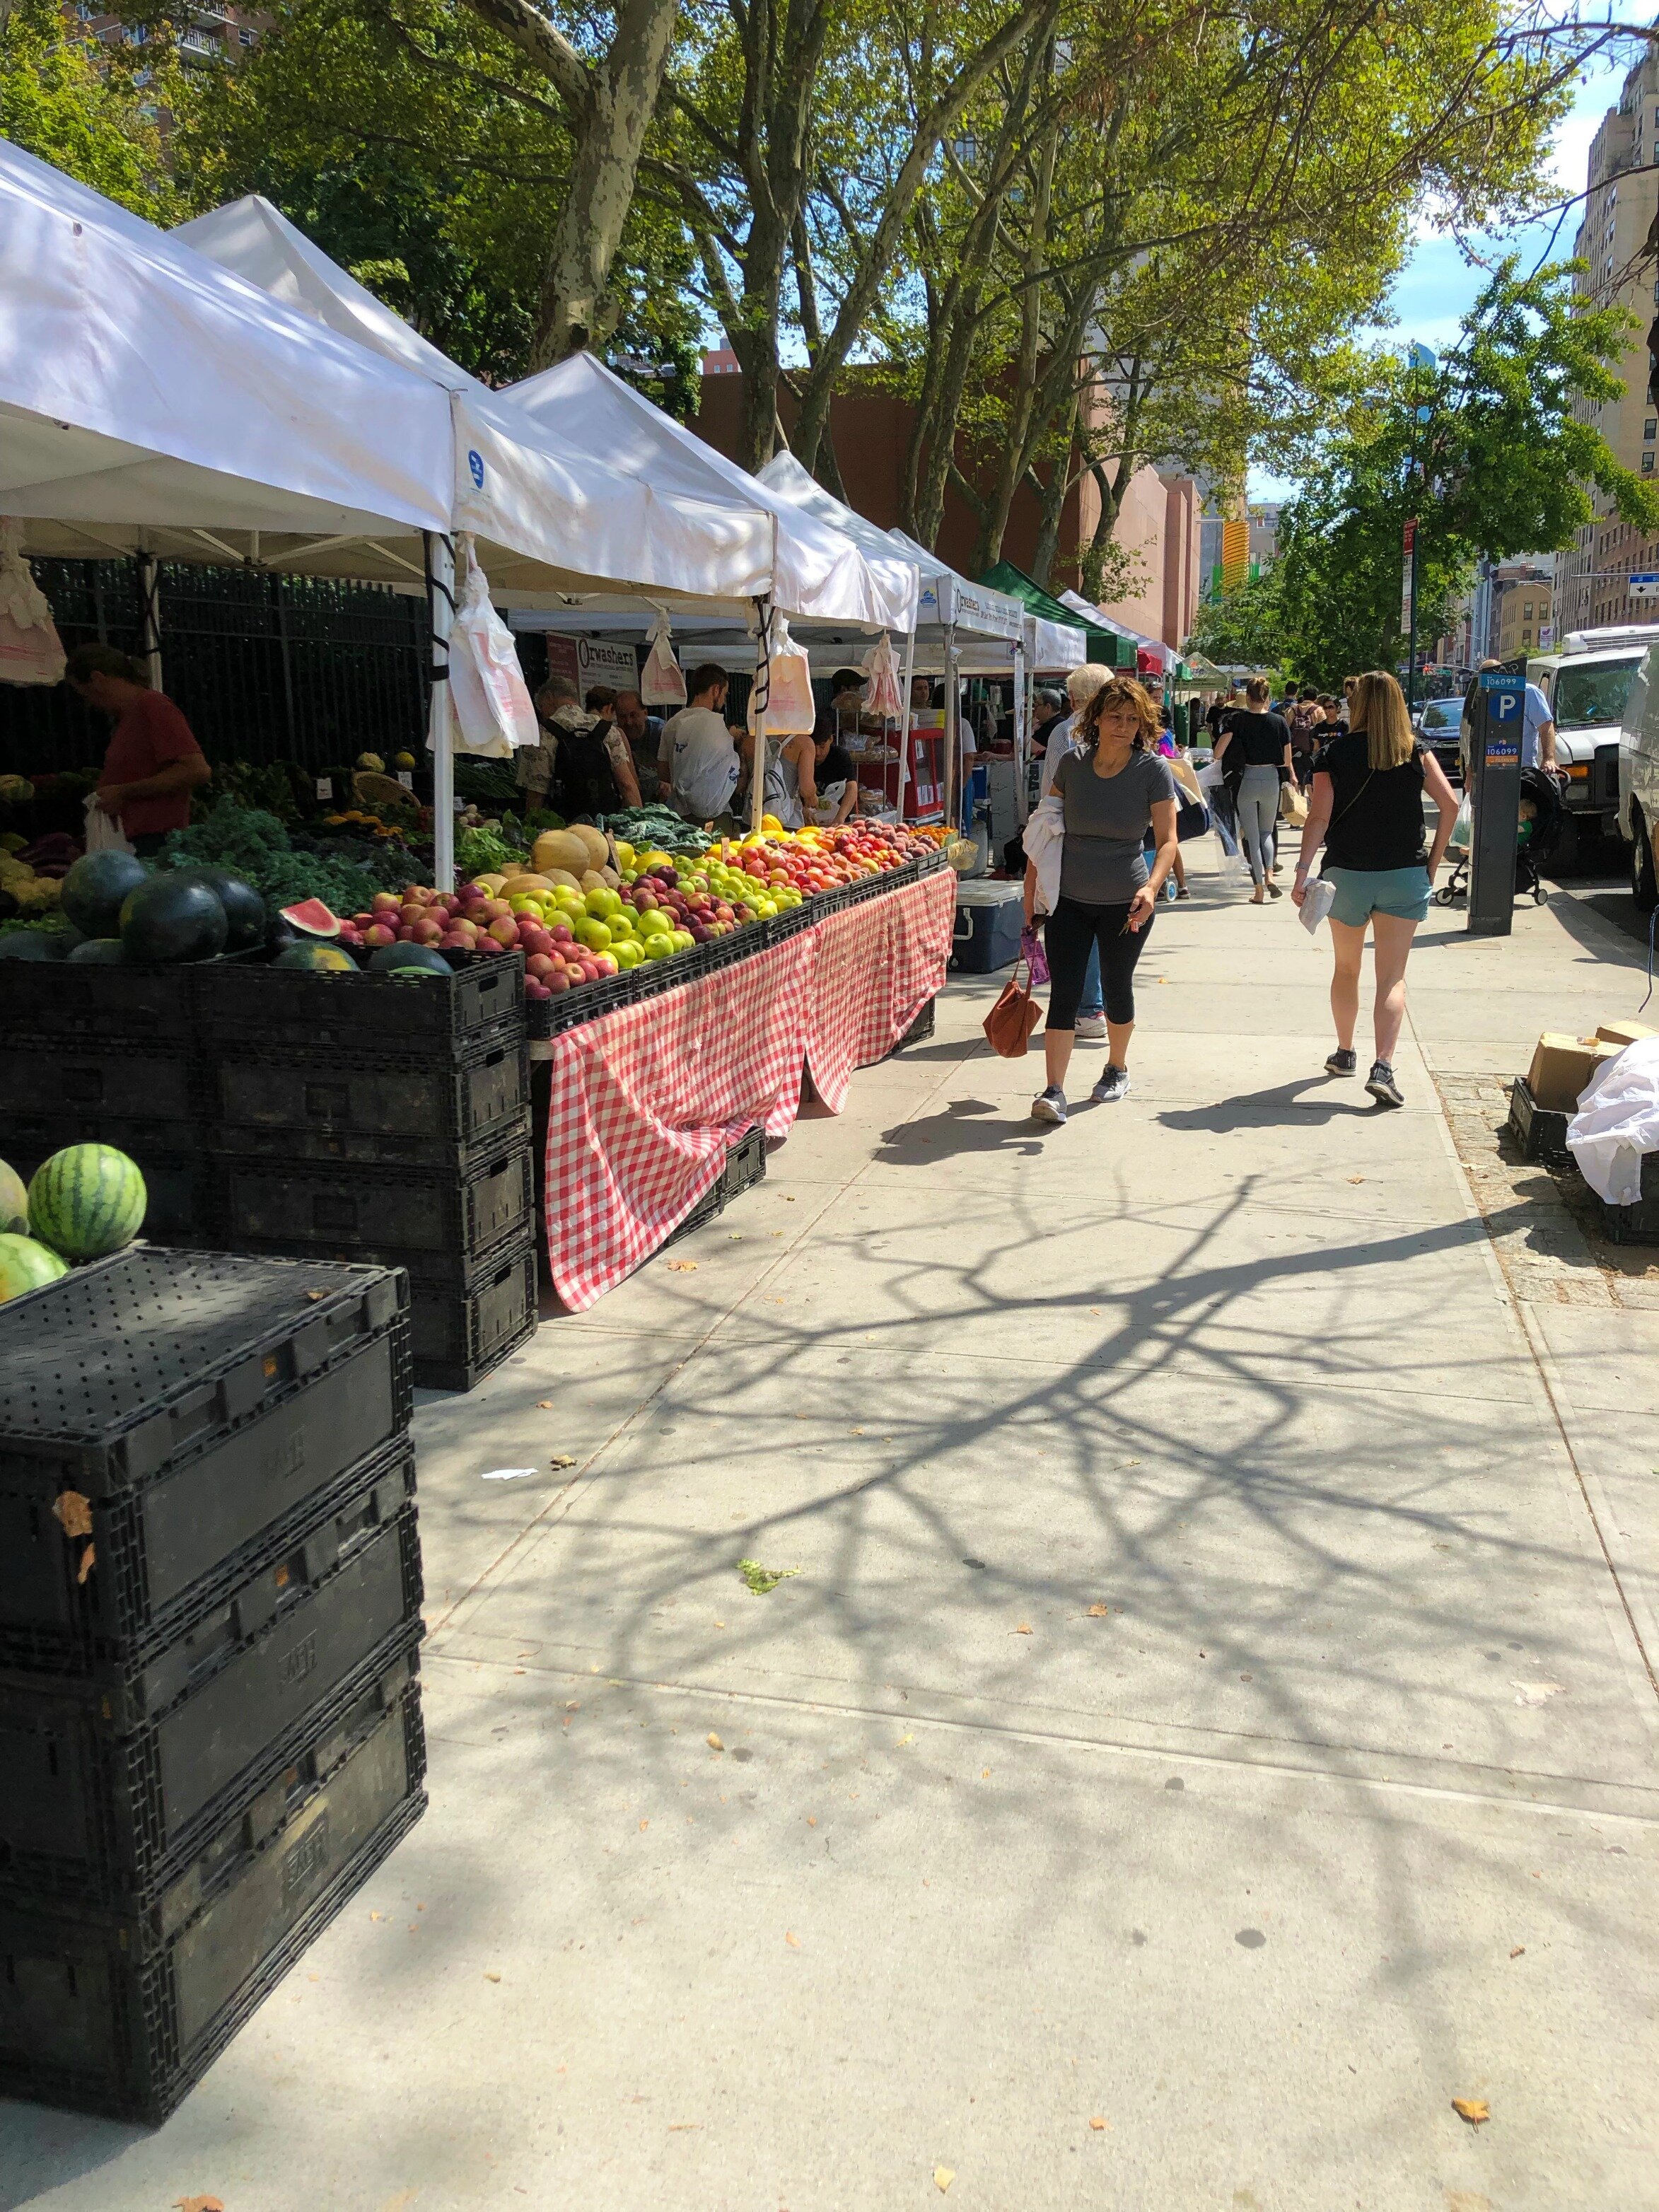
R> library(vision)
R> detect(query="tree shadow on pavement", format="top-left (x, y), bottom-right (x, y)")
top-left (1158, 1078), bottom-right (1384, 1131)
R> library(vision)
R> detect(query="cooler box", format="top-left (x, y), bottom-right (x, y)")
top-left (952, 880), bottom-right (1023, 973)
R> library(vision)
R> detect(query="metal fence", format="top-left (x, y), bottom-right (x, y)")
top-left (7, 559), bottom-right (431, 777)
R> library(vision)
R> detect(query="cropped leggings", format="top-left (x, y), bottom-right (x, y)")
top-left (1044, 895), bottom-right (1154, 1029)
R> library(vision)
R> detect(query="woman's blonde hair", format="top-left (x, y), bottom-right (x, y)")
top-left (1080, 675), bottom-right (1160, 753)
top-left (1349, 670), bottom-right (1414, 772)
top-left (1244, 676), bottom-right (1271, 706)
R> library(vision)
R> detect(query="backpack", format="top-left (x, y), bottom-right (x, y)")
top-left (551, 721), bottom-right (622, 819)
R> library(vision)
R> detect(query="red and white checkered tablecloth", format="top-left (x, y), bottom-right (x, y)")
top-left (544, 868), bottom-right (954, 1310)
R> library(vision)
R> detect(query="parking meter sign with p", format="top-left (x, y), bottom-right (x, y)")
top-left (1468, 670), bottom-right (1525, 936)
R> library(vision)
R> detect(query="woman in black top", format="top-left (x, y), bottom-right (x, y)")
top-left (1291, 669), bottom-right (1457, 1107)
top-left (1212, 675), bottom-right (1293, 901)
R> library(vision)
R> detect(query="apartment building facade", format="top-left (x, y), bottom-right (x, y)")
top-left (1557, 48), bottom-right (1659, 634)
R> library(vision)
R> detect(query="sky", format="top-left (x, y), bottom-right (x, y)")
top-left (1249, 33), bottom-right (1641, 503)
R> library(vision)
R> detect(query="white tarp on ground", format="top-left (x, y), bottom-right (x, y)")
top-left (1, 141), bottom-right (453, 567)
top-left (506, 357), bottom-right (916, 632)
top-left (175, 196), bottom-right (777, 608)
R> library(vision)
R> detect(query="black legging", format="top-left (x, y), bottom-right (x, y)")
top-left (1044, 895), bottom-right (1154, 1028)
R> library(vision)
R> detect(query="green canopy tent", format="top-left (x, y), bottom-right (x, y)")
top-left (977, 560), bottom-right (1136, 668)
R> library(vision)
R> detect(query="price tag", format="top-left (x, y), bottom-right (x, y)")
top-left (397, 770), bottom-right (414, 790)
top-left (315, 776), bottom-right (332, 799)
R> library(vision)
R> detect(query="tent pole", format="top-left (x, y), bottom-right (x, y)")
top-left (942, 619), bottom-right (959, 834)
top-left (1013, 635), bottom-right (1029, 827)
top-left (895, 624), bottom-right (915, 821)
top-left (426, 532), bottom-right (456, 891)
top-left (136, 552), bottom-right (163, 689)
top-left (750, 597), bottom-right (772, 837)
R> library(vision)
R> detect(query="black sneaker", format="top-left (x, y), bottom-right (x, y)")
top-left (1366, 1060), bottom-right (1404, 1108)
top-left (1325, 1048), bottom-right (1358, 1076)
top-left (1032, 1085), bottom-right (1067, 1125)
top-left (1091, 1066), bottom-right (1132, 1105)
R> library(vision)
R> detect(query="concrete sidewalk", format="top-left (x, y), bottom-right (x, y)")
top-left (6, 843), bottom-right (1658, 2211)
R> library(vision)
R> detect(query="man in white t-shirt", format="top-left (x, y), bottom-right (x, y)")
top-left (659, 663), bottom-right (740, 823)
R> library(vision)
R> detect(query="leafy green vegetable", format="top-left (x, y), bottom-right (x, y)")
top-left (455, 824), bottom-right (520, 877)
top-left (158, 802), bottom-right (382, 912)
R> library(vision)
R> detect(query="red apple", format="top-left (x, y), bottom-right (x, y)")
top-left (487, 916), bottom-right (519, 947)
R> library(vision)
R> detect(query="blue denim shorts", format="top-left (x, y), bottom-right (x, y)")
top-left (1325, 864), bottom-right (1431, 926)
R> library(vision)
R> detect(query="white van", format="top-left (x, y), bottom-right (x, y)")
top-left (1528, 626), bottom-right (1657, 866)
top-left (1615, 634), bottom-right (1659, 908)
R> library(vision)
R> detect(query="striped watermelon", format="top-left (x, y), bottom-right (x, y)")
top-left (0, 1158), bottom-right (27, 1235)
top-left (0, 1233), bottom-right (69, 1301)
top-left (28, 1144), bottom-right (147, 1261)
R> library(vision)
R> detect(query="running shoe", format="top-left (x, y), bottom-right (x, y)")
top-left (1032, 1085), bottom-right (1068, 1124)
top-left (1366, 1061), bottom-right (1404, 1108)
top-left (1325, 1047), bottom-right (1358, 1076)
top-left (1091, 1066), bottom-right (1132, 1105)
top-left (1074, 1013), bottom-right (1107, 1041)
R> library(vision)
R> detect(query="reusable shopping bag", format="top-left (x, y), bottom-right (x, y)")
top-left (640, 612), bottom-right (687, 708)
top-left (0, 522), bottom-right (65, 687)
top-left (445, 537), bottom-right (539, 759)
top-left (746, 614), bottom-right (816, 736)
top-left (860, 632), bottom-right (904, 720)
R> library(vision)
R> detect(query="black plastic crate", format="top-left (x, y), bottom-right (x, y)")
top-left (663, 1127), bottom-right (767, 1253)
top-left (404, 1229), bottom-right (538, 1394)
top-left (0, 1122), bottom-right (219, 1246)
top-left (0, 1658), bottom-right (424, 2122)
top-left (1596, 1149), bottom-right (1659, 1243)
top-left (1507, 1075), bottom-right (1573, 1167)
top-left (0, 960), bottom-right (197, 1044)
top-left (216, 1130), bottom-right (532, 1262)
top-left (0, 1474), bottom-right (419, 1902)
top-left (0, 1041), bottom-right (199, 1127)
top-left (0, 1250), bottom-right (410, 1665)
top-left (883, 996), bottom-right (936, 1058)
top-left (192, 951), bottom-right (525, 1056)
top-left (205, 1029), bottom-right (530, 1168)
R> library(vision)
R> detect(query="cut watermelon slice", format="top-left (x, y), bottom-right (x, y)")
top-left (279, 898), bottom-right (341, 939)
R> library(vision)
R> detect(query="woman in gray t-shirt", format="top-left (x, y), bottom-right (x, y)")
top-left (1022, 677), bottom-right (1177, 1124)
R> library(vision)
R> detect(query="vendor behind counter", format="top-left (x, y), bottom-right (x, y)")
top-left (65, 643), bottom-right (213, 857)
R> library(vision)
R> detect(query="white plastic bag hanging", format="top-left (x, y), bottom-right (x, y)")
top-left (860, 631), bottom-right (904, 721)
top-left (746, 612), bottom-right (815, 737)
top-left (0, 520), bottom-right (66, 688)
top-left (1568, 1037), bottom-right (1659, 1206)
top-left (443, 536), bottom-right (538, 759)
top-left (82, 791), bottom-right (135, 857)
top-left (640, 612), bottom-right (687, 708)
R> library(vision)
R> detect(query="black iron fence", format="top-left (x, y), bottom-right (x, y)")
top-left (4, 559), bottom-right (431, 778)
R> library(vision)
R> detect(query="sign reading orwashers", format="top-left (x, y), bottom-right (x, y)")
top-left (1479, 668), bottom-right (1524, 764)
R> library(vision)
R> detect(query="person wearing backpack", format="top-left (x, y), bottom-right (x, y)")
top-left (519, 673), bottom-right (641, 817)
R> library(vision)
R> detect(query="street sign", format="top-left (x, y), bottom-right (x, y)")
top-left (1630, 572), bottom-right (1659, 602)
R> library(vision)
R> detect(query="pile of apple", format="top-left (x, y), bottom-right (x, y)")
top-left (339, 884), bottom-right (624, 1001)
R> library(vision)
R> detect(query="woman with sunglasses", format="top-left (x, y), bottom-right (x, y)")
top-left (1023, 676), bottom-right (1178, 1125)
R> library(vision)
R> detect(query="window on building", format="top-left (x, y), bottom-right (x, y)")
top-left (239, 25), bottom-right (254, 42)
top-left (1523, 602), bottom-right (1533, 620)
top-left (1646, 453), bottom-right (1655, 474)
top-left (1523, 630), bottom-right (1532, 647)
top-left (1646, 421), bottom-right (1657, 441)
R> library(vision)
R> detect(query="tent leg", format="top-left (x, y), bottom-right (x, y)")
top-left (895, 626), bottom-right (916, 820)
top-left (426, 532), bottom-right (456, 892)
top-left (942, 620), bottom-right (959, 834)
top-left (1013, 639), bottom-right (1029, 827)
top-left (136, 553), bottom-right (162, 689)
top-left (750, 598), bottom-right (772, 837)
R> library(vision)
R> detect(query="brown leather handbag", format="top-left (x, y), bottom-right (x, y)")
top-left (983, 957), bottom-right (1043, 1056)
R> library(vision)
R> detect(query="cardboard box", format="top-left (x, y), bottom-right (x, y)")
top-left (1595, 1020), bottom-right (1656, 1049)
top-left (1527, 1032), bottom-right (1622, 1113)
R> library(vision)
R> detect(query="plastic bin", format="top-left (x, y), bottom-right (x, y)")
top-left (950, 880), bottom-right (1023, 973)
top-left (1506, 1076), bottom-right (1573, 1167)
top-left (0, 1042), bottom-right (199, 1126)
top-left (0, 1469), bottom-right (419, 1902)
top-left (1596, 1150), bottom-right (1659, 1242)
top-left (0, 960), bottom-right (197, 1044)
top-left (403, 1230), bottom-right (539, 1394)
top-left (0, 1250), bottom-right (410, 1667)
top-left (883, 997), bottom-right (936, 1057)
top-left (192, 953), bottom-right (525, 1056)
top-left (0, 1655), bottom-right (424, 2122)
top-left (205, 1030), bottom-right (530, 1168)
top-left (215, 1130), bottom-right (533, 1262)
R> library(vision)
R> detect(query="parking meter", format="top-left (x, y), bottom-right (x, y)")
top-left (1467, 665), bottom-right (1525, 937)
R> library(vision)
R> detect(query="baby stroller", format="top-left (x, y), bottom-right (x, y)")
top-left (1434, 765), bottom-right (1564, 909)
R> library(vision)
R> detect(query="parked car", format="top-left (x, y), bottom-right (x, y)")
top-left (1532, 627), bottom-right (1657, 866)
top-left (1614, 635), bottom-right (1659, 909)
top-left (1414, 696), bottom-right (1465, 784)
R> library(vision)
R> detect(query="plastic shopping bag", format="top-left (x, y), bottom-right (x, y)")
top-left (747, 613), bottom-right (815, 737)
top-left (0, 521), bottom-right (66, 687)
top-left (1020, 924), bottom-right (1049, 984)
top-left (1298, 876), bottom-right (1336, 935)
top-left (1568, 1036), bottom-right (1659, 1205)
top-left (640, 612), bottom-right (687, 708)
top-left (860, 631), bottom-right (904, 721)
top-left (82, 791), bottom-right (135, 857)
top-left (1449, 793), bottom-right (1474, 854)
top-left (445, 537), bottom-right (538, 759)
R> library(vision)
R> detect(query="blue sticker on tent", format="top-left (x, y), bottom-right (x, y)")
top-left (467, 449), bottom-right (484, 489)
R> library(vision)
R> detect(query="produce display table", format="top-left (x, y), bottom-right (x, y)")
top-left (544, 868), bottom-right (953, 1309)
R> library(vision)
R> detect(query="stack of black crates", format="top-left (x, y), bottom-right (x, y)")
top-left (0, 1245), bottom-right (424, 2121)
top-left (0, 952), bottom-right (538, 1392)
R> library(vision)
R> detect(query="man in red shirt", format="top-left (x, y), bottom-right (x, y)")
top-left (66, 644), bottom-right (213, 856)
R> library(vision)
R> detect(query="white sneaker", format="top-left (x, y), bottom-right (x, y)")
top-left (1074, 1013), bottom-right (1107, 1041)
top-left (1031, 1085), bottom-right (1068, 1124)
top-left (1091, 1066), bottom-right (1132, 1105)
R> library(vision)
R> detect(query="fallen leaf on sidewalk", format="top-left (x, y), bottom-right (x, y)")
top-left (52, 1491), bottom-right (93, 1539)
top-left (1088, 1604), bottom-right (1110, 1618)
top-left (549, 1455), bottom-right (577, 1470)
top-left (706, 1733), bottom-right (725, 1752)
top-left (1451, 2098), bottom-right (1490, 2127)
top-left (173, 2198), bottom-right (225, 2211)
top-left (639, 1820), bottom-right (649, 1831)
top-left (1015, 1623), bottom-right (1032, 1634)
top-left (934, 2168), bottom-right (955, 2193)
top-left (1088, 2116), bottom-right (1109, 2131)
top-left (369, 1911), bottom-right (385, 1922)
top-left (737, 1558), bottom-right (800, 1595)
top-left (537, 1400), bottom-right (554, 1409)
top-left (668, 2122), bottom-right (702, 2131)
top-left (666, 1260), bottom-right (698, 1272)
top-left (785, 1931), bottom-right (801, 1948)
top-left (484, 1972), bottom-right (501, 1982)
top-left (1118, 1457), bottom-right (1141, 1469)
top-left (895, 1733), bottom-right (914, 1747)
top-left (1510, 1946), bottom-right (1525, 1958)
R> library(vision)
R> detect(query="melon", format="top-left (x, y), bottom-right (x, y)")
top-left (59, 849), bottom-right (149, 939)
top-left (171, 867), bottom-right (266, 953)
top-left (27, 1144), bottom-right (146, 1262)
top-left (367, 942), bottom-right (450, 976)
top-left (578, 869), bottom-right (608, 893)
top-left (66, 938), bottom-right (128, 962)
top-left (532, 830), bottom-right (591, 877)
top-left (274, 942), bottom-right (356, 972)
top-left (356, 751), bottom-right (386, 773)
top-left (0, 932), bottom-right (57, 961)
top-left (503, 873), bottom-right (554, 892)
top-left (469, 873), bottom-right (509, 895)
top-left (279, 898), bottom-right (340, 940)
top-left (0, 1233), bottom-right (68, 1302)
top-left (0, 1158), bottom-right (28, 1235)
top-left (543, 869), bottom-right (582, 890)
top-left (569, 822), bottom-right (610, 869)
top-left (120, 875), bottom-right (229, 964)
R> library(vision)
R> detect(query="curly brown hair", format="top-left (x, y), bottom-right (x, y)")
top-left (1079, 675), bottom-right (1160, 752)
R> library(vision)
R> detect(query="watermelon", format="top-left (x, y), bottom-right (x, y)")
top-left (66, 938), bottom-right (129, 963)
top-left (0, 931), bottom-right (57, 961)
top-left (60, 849), bottom-right (151, 938)
top-left (273, 942), bottom-right (356, 972)
top-left (170, 867), bottom-right (266, 953)
top-left (0, 1158), bottom-right (28, 1235)
top-left (0, 1233), bottom-right (69, 1302)
top-left (367, 942), bottom-right (449, 975)
top-left (279, 899), bottom-right (341, 940)
top-left (120, 875), bottom-right (229, 964)
top-left (28, 1144), bottom-right (147, 1261)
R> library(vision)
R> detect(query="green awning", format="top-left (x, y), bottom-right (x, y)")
top-left (976, 560), bottom-right (1133, 667)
